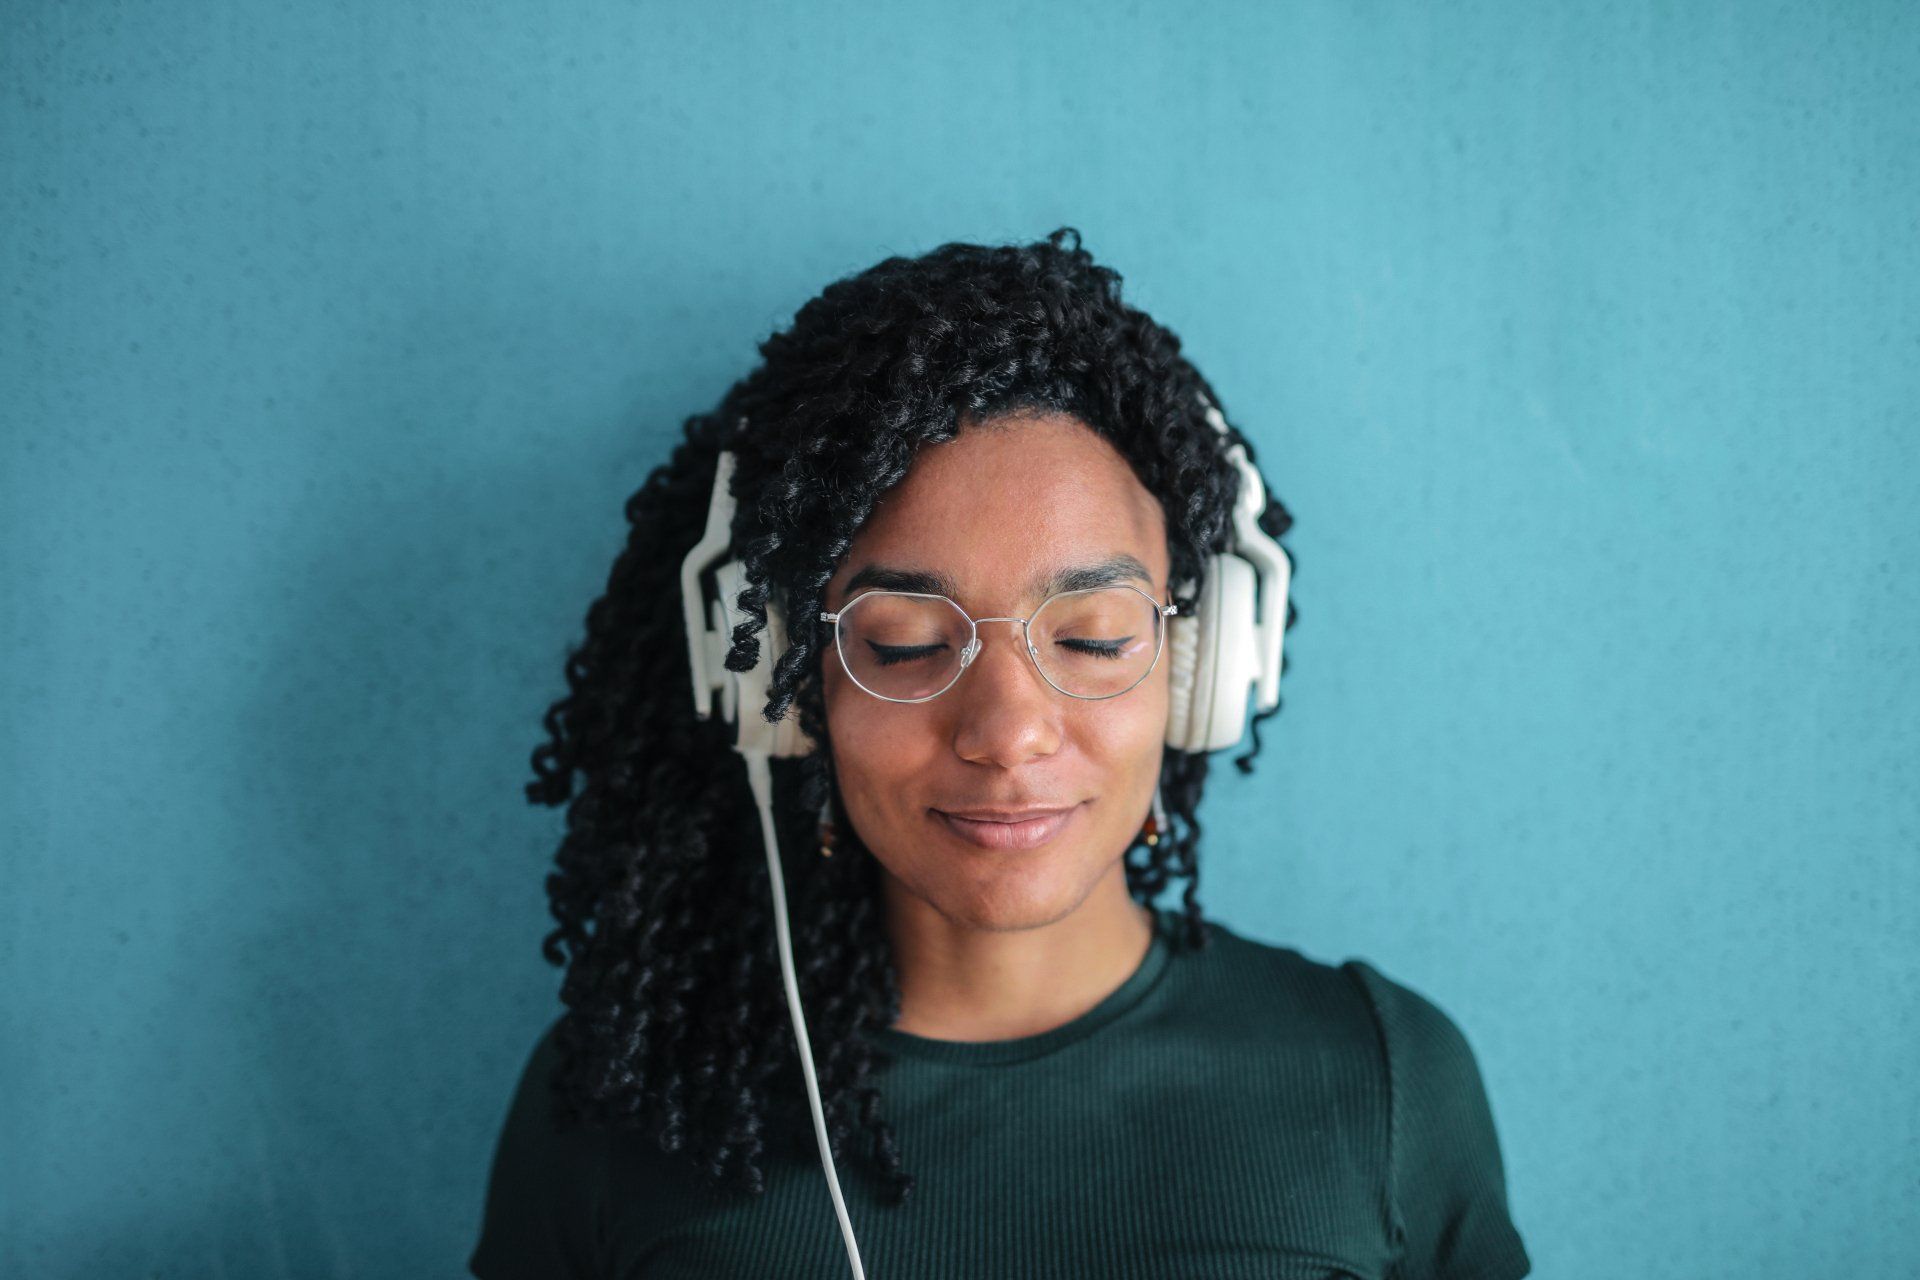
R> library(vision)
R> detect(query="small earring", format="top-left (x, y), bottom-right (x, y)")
top-left (1142, 783), bottom-right (1168, 847)
top-left (817, 792), bottom-right (838, 858)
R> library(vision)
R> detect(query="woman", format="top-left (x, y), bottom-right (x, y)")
top-left (469, 228), bottom-right (1530, 1279)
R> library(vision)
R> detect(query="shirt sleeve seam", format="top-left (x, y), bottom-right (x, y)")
top-left (1341, 958), bottom-right (1407, 1265)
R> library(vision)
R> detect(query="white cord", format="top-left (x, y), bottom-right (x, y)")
top-left (741, 749), bottom-right (868, 1280)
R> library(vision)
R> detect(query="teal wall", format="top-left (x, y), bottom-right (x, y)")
top-left (4, 2), bottom-right (1915, 1276)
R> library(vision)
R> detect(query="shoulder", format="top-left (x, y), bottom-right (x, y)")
top-left (1176, 912), bottom-right (1348, 996)
top-left (469, 1016), bottom-right (611, 1278)
top-left (508, 1014), bottom-right (615, 1172)
top-left (1189, 923), bottom-right (1496, 1112)
top-left (1332, 956), bottom-right (1531, 1280)
top-left (1176, 917), bottom-right (1487, 1063)
top-left (1178, 915), bottom-right (1394, 1052)
top-left (499, 1015), bottom-right (578, 1133)
top-left (1338, 957), bottom-right (1489, 1097)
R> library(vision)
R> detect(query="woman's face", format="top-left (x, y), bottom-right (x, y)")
top-left (819, 411), bottom-right (1172, 932)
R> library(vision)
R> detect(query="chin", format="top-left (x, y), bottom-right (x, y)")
top-left (917, 856), bottom-right (1094, 933)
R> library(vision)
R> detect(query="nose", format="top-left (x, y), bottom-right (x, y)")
top-left (948, 620), bottom-right (1062, 767)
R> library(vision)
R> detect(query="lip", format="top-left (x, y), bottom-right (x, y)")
top-left (933, 802), bottom-right (1084, 851)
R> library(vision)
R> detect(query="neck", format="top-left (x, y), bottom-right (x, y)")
top-left (880, 863), bottom-right (1156, 1042)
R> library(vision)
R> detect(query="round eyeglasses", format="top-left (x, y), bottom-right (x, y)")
top-left (819, 585), bottom-right (1179, 703)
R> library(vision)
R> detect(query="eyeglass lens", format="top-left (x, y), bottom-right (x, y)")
top-left (835, 587), bottom-right (1164, 701)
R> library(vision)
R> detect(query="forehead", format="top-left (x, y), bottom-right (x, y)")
top-left (827, 412), bottom-right (1168, 609)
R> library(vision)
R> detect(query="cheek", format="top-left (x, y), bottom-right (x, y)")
top-left (822, 666), bottom-right (930, 807)
top-left (1100, 663), bottom-right (1170, 759)
top-left (1083, 672), bottom-right (1170, 825)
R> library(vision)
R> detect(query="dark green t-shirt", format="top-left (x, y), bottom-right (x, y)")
top-left (469, 908), bottom-right (1530, 1279)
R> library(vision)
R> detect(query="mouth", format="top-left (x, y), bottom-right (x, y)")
top-left (931, 802), bottom-right (1085, 851)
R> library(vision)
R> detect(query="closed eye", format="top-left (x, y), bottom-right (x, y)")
top-left (1058, 637), bottom-right (1134, 659)
top-left (869, 642), bottom-right (947, 667)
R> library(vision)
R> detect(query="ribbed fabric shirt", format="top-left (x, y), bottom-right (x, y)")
top-left (469, 907), bottom-right (1531, 1280)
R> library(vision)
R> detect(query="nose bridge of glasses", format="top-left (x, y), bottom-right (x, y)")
top-left (958, 615), bottom-right (1036, 670)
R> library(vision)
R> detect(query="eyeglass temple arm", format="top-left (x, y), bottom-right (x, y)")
top-left (820, 594), bottom-right (1177, 625)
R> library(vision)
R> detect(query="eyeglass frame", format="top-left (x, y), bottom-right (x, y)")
top-left (818, 584), bottom-right (1180, 704)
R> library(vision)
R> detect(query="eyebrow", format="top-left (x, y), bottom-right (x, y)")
top-left (841, 554), bottom-right (1158, 604)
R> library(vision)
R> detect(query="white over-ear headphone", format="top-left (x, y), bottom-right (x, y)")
top-left (676, 391), bottom-right (1290, 1279)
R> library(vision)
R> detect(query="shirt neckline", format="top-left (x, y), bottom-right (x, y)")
top-left (861, 907), bottom-right (1175, 1066)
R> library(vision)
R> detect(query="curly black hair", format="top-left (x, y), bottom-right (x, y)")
top-left (524, 227), bottom-right (1297, 1209)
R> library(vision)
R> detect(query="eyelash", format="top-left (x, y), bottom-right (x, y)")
top-left (869, 638), bottom-right (1130, 667)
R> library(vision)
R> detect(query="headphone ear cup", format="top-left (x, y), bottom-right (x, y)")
top-left (1168, 553), bottom-right (1262, 753)
top-left (1164, 587), bottom-right (1202, 753)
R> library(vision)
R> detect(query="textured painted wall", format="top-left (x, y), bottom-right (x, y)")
top-left (4, 1), bottom-right (1915, 1276)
